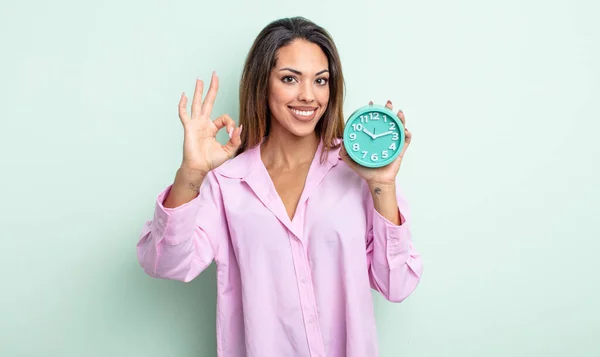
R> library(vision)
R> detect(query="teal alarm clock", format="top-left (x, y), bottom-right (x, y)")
top-left (343, 104), bottom-right (405, 168)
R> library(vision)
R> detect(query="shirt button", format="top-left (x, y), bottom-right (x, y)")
top-left (308, 317), bottom-right (314, 324)
top-left (301, 278), bottom-right (306, 284)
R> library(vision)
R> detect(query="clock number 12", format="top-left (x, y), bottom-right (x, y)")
top-left (360, 112), bottom-right (380, 123)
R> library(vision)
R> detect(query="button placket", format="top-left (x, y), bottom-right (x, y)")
top-left (288, 230), bottom-right (326, 357)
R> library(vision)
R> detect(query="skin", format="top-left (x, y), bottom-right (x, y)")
top-left (164, 39), bottom-right (413, 227)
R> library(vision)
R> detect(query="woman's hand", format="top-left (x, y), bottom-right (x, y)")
top-left (340, 100), bottom-right (411, 186)
top-left (178, 72), bottom-right (242, 174)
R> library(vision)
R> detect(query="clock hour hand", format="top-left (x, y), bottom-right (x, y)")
top-left (373, 131), bottom-right (393, 139)
top-left (362, 128), bottom-right (376, 139)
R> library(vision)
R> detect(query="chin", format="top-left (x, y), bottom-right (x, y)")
top-left (286, 123), bottom-right (318, 138)
top-left (285, 112), bottom-right (323, 137)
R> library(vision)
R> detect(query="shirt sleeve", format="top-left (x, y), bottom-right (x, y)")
top-left (365, 182), bottom-right (423, 302)
top-left (136, 171), bottom-right (227, 283)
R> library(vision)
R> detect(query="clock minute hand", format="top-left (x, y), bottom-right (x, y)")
top-left (373, 131), bottom-right (393, 139)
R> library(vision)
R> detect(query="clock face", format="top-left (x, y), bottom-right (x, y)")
top-left (343, 105), bottom-right (404, 168)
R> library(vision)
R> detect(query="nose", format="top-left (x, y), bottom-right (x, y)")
top-left (298, 81), bottom-right (315, 103)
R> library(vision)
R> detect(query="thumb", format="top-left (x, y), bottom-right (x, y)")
top-left (339, 141), bottom-right (357, 168)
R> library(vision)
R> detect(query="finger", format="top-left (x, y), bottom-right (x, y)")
top-left (178, 92), bottom-right (189, 123)
top-left (191, 78), bottom-right (204, 119)
top-left (213, 114), bottom-right (237, 134)
top-left (385, 100), bottom-right (393, 110)
top-left (398, 109), bottom-right (406, 127)
top-left (223, 124), bottom-right (243, 158)
top-left (399, 129), bottom-right (412, 157)
top-left (404, 127), bottom-right (412, 145)
top-left (201, 71), bottom-right (219, 116)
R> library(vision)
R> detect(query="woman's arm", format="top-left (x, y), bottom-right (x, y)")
top-left (364, 181), bottom-right (423, 302)
top-left (136, 170), bottom-right (227, 283)
top-left (368, 181), bottom-right (402, 225)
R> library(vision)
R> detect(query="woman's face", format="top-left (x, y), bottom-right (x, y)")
top-left (267, 39), bottom-right (330, 138)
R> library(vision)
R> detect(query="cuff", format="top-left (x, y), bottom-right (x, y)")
top-left (372, 207), bottom-right (411, 267)
top-left (151, 184), bottom-right (202, 245)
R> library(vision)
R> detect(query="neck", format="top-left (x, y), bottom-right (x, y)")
top-left (261, 126), bottom-right (320, 170)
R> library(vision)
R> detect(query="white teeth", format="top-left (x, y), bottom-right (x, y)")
top-left (290, 108), bottom-right (315, 117)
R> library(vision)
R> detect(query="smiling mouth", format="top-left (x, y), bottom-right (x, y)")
top-left (288, 106), bottom-right (317, 117)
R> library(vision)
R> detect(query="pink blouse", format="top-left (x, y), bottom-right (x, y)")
top-left (137, 140), bottom-right (423, 357)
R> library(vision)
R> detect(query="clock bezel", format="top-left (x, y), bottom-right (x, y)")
top-left (342, 104), bottom-right (405, 168)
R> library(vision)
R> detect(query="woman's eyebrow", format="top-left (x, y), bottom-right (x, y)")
top-left (278, 68), bottom-right (329, 76)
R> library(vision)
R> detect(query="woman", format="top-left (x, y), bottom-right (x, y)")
top-left (137, 16), bottom-right (422, 357)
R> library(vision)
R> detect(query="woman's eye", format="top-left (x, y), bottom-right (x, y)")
top-left (282, 76), bottom-right (296, 83)
top-left (316, 78), bottom-right (328, 85)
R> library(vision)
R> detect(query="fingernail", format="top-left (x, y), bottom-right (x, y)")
top-left (239, 124), bottom-right (243, 135)
top-left (228, 127), bottom-right (233, 138)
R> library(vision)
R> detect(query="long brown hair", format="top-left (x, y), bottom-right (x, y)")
top-left (236, 17), bottom-right (345, 162)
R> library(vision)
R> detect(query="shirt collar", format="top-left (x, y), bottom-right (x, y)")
top-left (214, 138), bottom-right (341, 180)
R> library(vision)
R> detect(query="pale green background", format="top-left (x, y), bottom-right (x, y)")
top-left (1, 0), bottom-right (599, 356)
